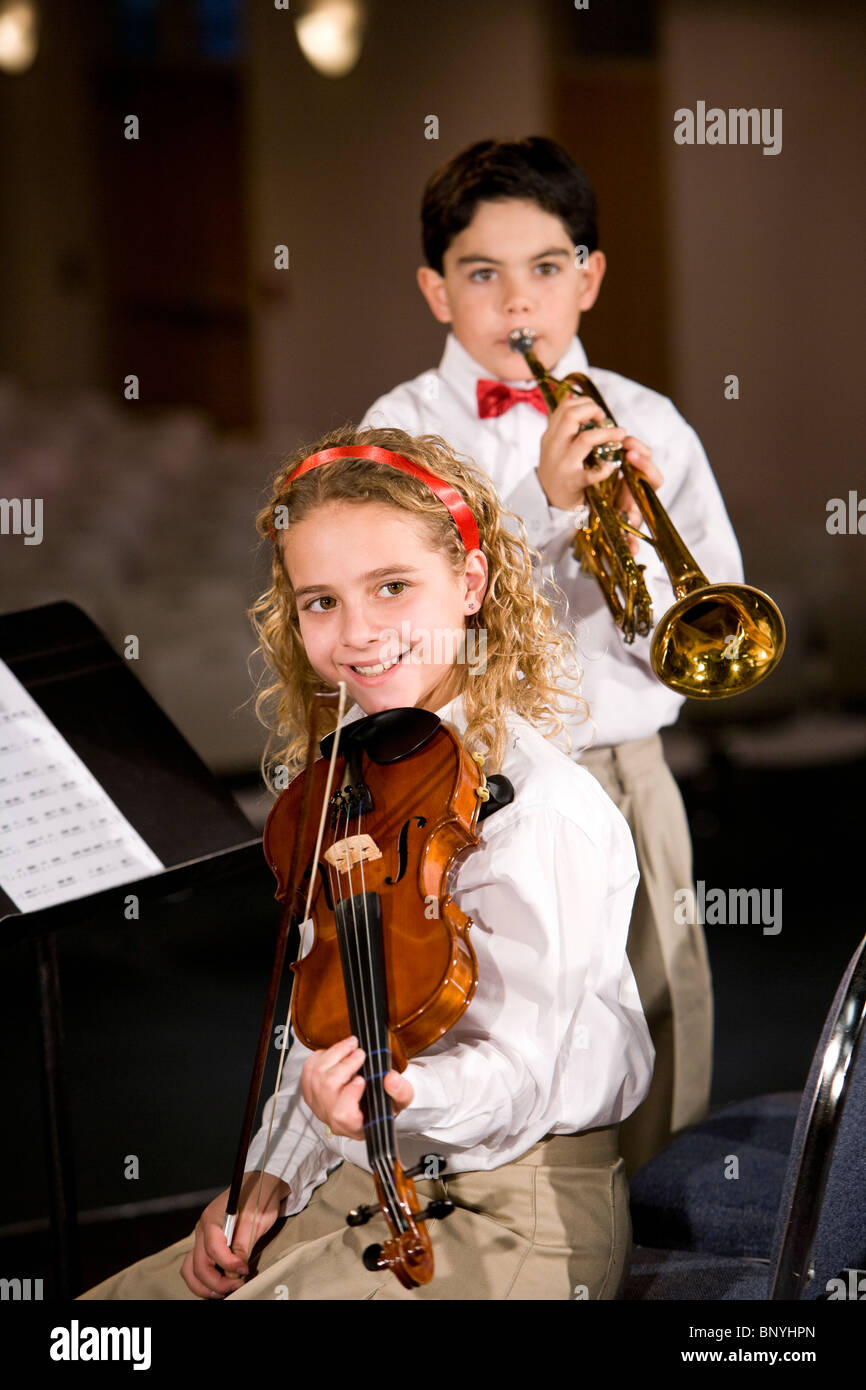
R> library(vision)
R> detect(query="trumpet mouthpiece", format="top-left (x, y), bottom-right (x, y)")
top-left (508, 328), bottom-right (536, 354)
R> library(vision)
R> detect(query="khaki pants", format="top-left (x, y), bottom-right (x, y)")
top-left (79, 1128), bottom-right (629, 1302)
top-left (580, 734), bottom-right (712, 1174)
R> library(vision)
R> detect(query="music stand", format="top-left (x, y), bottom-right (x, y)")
top-left (0, 602), bottom-right (262, 1297)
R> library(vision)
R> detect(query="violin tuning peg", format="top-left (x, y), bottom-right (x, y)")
top-left (420, 1198), bottom-right (454, 1222)
top-left (346, 1203), bottom-right (378, 1227)
top-left (362, 1242), bottom-right (385, 1271)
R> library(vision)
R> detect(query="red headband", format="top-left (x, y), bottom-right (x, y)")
top-left (271, 445), bottom-right (480, 552)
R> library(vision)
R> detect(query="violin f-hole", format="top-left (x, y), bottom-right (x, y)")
top-left (385, 815), bottom-right (427, 885)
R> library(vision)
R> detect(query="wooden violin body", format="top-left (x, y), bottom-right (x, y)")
top-left (264, 709), bottom-right (485, 1071)
top-left (261, 707), bottom-right (488, 1287)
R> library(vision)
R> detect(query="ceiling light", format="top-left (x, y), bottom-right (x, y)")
top-left (295, 0), bottom-right (365, 79)
top-left (0, 1), bottom-right (38, 74)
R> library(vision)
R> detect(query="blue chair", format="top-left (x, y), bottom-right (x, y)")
top-left (624, 931), bottom-right (866, 1299)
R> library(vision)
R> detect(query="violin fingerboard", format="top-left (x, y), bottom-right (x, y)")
top-left (334, 893), bottom-right (399, 1167)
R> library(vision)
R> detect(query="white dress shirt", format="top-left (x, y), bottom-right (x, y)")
top-left (360, 333), bottom-right (744, 748)
top-left (246, 696), bottom-right (653, 1216)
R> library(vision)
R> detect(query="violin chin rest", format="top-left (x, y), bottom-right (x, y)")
top-left (320, 707), bottom-right (440, 764)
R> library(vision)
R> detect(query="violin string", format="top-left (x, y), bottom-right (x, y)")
top-left (338, 807), bottom-right (404, 1228)
top-left (341, 807), bottom-right (390, 1199)
top-left (329, 766), bottom-right (400, 1229)
top-left (352, 807), bottom-right (383, 1169)
top-left (353, 787), bottom-right (403, 1227)
top-left (243, 683), bottom-right (348, 1259)
top-left (332, 796), bottom-right (375, 1159)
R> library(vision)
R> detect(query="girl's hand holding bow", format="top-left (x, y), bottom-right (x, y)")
top-left (180, 1170), bottom-right (289, 1299)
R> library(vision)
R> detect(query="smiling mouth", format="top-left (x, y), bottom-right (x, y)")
top-left (348, 648), bottom-right (410, 677)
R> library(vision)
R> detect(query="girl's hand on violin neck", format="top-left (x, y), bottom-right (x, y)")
top-left (301, 1036), bottom-right (414, 1142)
top-left (180, 1172), bottom-right (289, 1299)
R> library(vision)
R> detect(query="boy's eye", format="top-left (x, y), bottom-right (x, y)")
top-left (469, 267), bottom-right (497, 283)
top-left (534, 261), bottom-right (560, 276)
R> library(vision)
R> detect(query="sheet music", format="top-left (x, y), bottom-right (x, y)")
top-left (0, 658), bottom-right (164, 912)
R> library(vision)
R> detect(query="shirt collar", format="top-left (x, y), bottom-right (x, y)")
top-left (439, 330), bottom-right (590, 394)
top-left (342, 692), bottom-right (465, 733)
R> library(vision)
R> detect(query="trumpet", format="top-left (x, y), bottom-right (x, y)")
top-left (508, 328), bottom-right (785, 699)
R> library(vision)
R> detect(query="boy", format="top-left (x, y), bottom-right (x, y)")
top-left (360, 136), bottom-right (743, 1172)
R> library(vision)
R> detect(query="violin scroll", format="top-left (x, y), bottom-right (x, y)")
top-left (360, 1161), bottom-right (454, 1289)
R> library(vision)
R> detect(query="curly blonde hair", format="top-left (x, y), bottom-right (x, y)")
top-left (250, 424), bottom-right (587, 781)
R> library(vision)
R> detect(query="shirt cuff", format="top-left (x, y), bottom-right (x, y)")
top-left (398, 1056), bottom-right (450, 1127)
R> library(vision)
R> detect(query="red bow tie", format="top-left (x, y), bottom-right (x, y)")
top-left (476, 379), bottom-right (548, 419)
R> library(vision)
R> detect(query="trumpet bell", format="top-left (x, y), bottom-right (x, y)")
top-left (508, 332), bottom-right (788, 701)
top-left (650, 584), bottom-right (786, 699)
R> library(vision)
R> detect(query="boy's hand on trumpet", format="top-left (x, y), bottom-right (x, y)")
top-left (616, 435), bottom-right (663, 556)
top-left (537, 396), bottom-right (663, 555)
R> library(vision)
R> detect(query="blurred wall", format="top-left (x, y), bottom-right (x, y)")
top-left (660, 1), bottom-right (866, 702)
top-left (0, 4), bottom-right (107, 389)
top-left (246, 0), bottom-right (550, 447)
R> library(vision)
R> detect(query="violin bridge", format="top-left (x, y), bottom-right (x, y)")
top-left (324, 834), bottom-right (383, 875)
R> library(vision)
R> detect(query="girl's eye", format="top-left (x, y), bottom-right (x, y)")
top-left (380, 581), bottom-right (407, 597)
top-left (305, 595), bottom-right (337, 612)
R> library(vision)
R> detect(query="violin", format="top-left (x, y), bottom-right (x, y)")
top-left (224, 698), bottom-right (512, 1289)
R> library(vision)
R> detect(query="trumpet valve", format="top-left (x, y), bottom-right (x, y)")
top-left (577, 415), bottom-right (622, 467)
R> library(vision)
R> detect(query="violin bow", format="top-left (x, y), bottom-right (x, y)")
top-left (222, 684), bottom-right (348, 1251)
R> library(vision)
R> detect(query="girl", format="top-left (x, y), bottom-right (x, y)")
top-left (81, 424), bottom-right (652, 1301)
